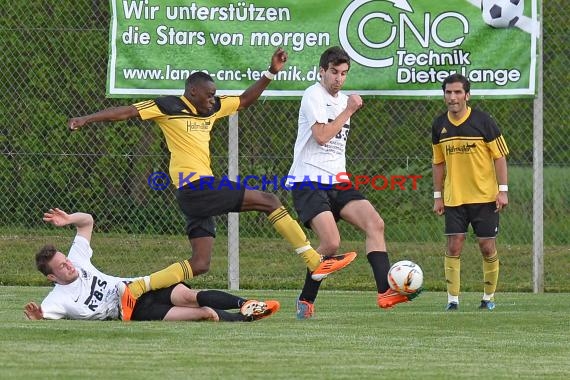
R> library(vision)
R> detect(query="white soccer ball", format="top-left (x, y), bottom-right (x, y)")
top-left (481, 0), bottom-right (524, 29)
top-left (387, 260), bottom-right (423, 294)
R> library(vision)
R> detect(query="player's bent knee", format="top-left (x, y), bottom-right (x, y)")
top-left (366, 216), bottom-right (384, 235)
top-left (191, 263), bottom-right (210, 276)
top-left (320, 240), bottom-right (341, 255)
top-left (243, 190), bottom-right (282, 213)
top-left (375, 217), bottom-right (385, 232)
top-left (262, 192), bottom-right (282, 209)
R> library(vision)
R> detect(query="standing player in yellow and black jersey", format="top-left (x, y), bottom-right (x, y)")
top-left (67, 48), bottom-right (355, 319)
top-left (431, 73), bottom-right (509, 311)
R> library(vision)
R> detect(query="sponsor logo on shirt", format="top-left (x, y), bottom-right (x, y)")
top-left (446, 143), bottom-right (476, 155)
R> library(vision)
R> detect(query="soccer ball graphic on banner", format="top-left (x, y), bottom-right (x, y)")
top-left (481, 0), bottom-right (524, 28)
top-left (388, 260), bottom-right (423, 294)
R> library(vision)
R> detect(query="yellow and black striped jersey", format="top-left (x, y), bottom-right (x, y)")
top-left (432, 107), bottom-right (509, 206)
top-left (134, 95), bottom-right (240, 188)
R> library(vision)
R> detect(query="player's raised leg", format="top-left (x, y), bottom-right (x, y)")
top-left (118, 257), bottom-right (196, 321)
top-left (241, 190), bottom-right (356, 277)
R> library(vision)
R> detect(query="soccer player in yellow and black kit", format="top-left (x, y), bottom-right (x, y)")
top-left (432, 74), bottom-right (509, 311)
top-left (67, 48), bottom-right (355, 320)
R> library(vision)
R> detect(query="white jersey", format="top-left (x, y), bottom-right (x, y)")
top-left (40, 235), bottom-right (131, 320)
top-left (288, 82), bottom-right (350, 184)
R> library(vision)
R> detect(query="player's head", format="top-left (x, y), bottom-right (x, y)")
top-left (442, 74), bottom-right (470, 115)
top-left (319, 46), bottom-right (351, 71)
top-left (36, 245), bottom-right (79, 284)
top-left (184, 72), bottom-right (217, 115)
top-left (319, 46), bottom-right (351, 95)
top-left (442, 73), bottom-right (470, 93)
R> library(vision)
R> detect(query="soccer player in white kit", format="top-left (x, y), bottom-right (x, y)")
top-left (288, 47), bottom-right (421, 319)
top-left (24, 208), bottom-right (279, 322)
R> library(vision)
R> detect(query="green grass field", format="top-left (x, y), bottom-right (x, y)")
top-left (1, 164), bottom-right (568, 378)
top-left (1, 287), bottom-right (569, 380)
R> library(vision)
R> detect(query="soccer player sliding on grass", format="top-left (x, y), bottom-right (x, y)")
top-left (67, 47), bottom-right (356, 320)
top-left (24, 208), bottom-right (279, 322)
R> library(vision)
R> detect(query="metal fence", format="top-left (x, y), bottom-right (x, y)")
top-left (1, 1), bottom-right (568, 290)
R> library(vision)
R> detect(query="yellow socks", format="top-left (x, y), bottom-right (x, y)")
top-left (483, 252), bottom-right (499, 298)
top-left (268, 206), bottom-right (321, 271)
top-left (267, 206), bottom-right (309, 248)
top-left (445, 254), bottom-right (461, 297)
top-left (128, 260), bottom-right (193, 298)
top-left (298, 249), bottom-right (322, 272)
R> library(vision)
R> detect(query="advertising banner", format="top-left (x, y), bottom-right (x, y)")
top-left (107, 0), bottom-right (539, 98)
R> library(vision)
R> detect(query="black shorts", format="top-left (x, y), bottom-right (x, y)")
top-left (131, 283), bottom-right (190, 321)
top-left (176, 178), bottom-right (245, 239)
top-left (291, 182), bottom-right (366, 228)
top-left (444, 202), bottom-right (499, 238)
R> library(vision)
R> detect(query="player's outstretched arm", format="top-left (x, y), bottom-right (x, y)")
top-left (238, 47), bottom-right (288, 111)
top-left (43, 208), bottom-right (94, 242)
top-left (68, 105), bottom-right (140, 131)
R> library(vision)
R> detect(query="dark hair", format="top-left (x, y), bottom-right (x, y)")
top-left (319, 46), bottom-right (351, 71)
top-left (36, 245), bottom-right (58, 276)
top-left (442, 73), bottom-right (470, 93)
top-left (185, 71), bottom-right (214, 90)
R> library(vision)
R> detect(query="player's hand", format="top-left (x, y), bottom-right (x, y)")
top-left (495, 191), bottom-right (508, 212)
top-left (43, 208), bottom-right (71, 227)
top-left (68, 117), bottom-right (87, 132)
top-left (268, 47), bottom-right (288, 74)
top-left (24, 302), bottom-right (44, 320)
top-left (347, 94), bottom-right (363, 114)
top-left (433, 199), bottom-right (444, 216)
